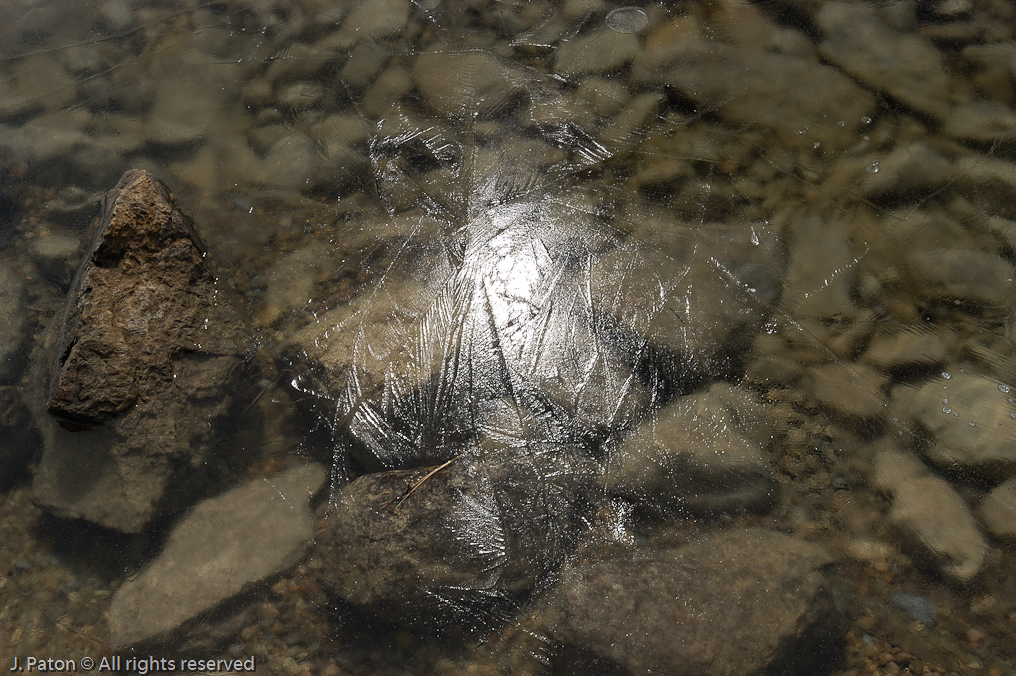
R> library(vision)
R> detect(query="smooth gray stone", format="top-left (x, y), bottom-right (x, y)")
top-left (545, 528), bottom-right (840, 676)
top-left (816, 1), bottom-right (952, 120)
top-left (108, 463), bottom-right (326, 650)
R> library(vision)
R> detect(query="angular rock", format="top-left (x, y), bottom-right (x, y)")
top-left (872, 447), bottom-right (988, 583)
top-left (0, 260), bottom-right (29, 383)
top-left (976, 477), bottom-right (1016, 540)
top-left (313, 448), bottom-right (595, 631)
top-left (632, 38), bottom-right (875, 150)
top-left (33, 169), bottom-right (255, 532)
top-left (895, 371), bottom-right (1016, 480)
top-left (108, 463), bottom-right (326, 650)
top-left (590, 220), bottom-right (783, 385)
top-left (545, 529), bottom-right (841, 676)
top-left (605, 382), bottom-right (779, 515)
top-left (816, 2), bottom-right (952, 120)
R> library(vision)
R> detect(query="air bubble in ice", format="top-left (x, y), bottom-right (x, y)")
top-left (999, 384), bottom-right (1011, 393)
top-left (605, 7), bottom-right (649, 33)
top-left (942, 399), bottom-right (948, 405)
top-left (942, 407), bottom-right (951, 414)
top-left (942, 372), bottom-right (951, 379)
top-left (865, 160), bottom-right (880, 174)
top-left (1010, 412), bottom-right (1016, 420)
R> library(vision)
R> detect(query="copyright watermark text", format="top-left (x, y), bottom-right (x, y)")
top-left (8, 656), bottom-right (257, 673)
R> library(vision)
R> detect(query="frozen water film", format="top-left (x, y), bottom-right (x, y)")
top-left (2, 0), bottom-right (1016, 674)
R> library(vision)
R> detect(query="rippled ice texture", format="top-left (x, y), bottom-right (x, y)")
top-left (3, 0), bottom-right (1016, 674)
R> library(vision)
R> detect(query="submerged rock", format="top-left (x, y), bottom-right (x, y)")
top-left (109, 463), bottom-right (326, 650)
top-left (0, 259), bottom-right (29, 383)
top-left (313, 448), bottom-right (595, 631)
top-left (544, 528), bottom-right (841, 676)
top-left (872, 446), bottom-right (988, 584)
top-left (816, 1), bottom-right (953, 120)
top-left (0, 387), bottom-right (39, 488)
top-left (632, 38), bottom-right (875, 150)
top-left (977, 477), bottom-right (1016, 540)
top-left (32, 169), bottom-right (255, 532)
top-left (894, 371), bottom-right (1016, 480)
top-left (605, 382), bottom-right (779, 515)
top-left (590, 220), bottom-right (783, 386)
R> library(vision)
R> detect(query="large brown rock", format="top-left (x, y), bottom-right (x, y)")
top-left (32, 169), bottom-right (255, 532)
top-left (313, 447), bottom-right (596, 631)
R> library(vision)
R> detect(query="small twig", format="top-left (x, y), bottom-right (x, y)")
top-left (392, 456), bottom-right (457, 510)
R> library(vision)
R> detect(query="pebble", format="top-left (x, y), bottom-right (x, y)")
top-left (806, 362), bottom-right (888, 422)
top-left (545, 529), bottom-right (839, 676)
top-left (339, 43), bottom-right (390, 89)
top-left (412, 50), bottom-right (525, 119)
top-left (633, 38), bottom-right (876, 150)
top-left (976, 477), bottom-right (1016, 539)
top-left (259, 135), bottom-right (318, 189)
top-left (605, 382), bottom-right (779, 515)
top-left (872, 446), bottom-right (988, 584)
top-left (894, 371), bottom-right (1016, 480)
top-left (554, 27), bottom-right (640, 76)
top-left (276, 82), bottom-right (326, 111)
top-left (943, 101), bottom-right (1016, 144)
top-left (816, 1), bottom-right (953, 120)
top-left (862, 329), bottom-right (951, 372)
top-left (783, 214), bottom-right (859, 319)
top-left (336, 0), bottom-right (410, 45)
top-left (861, 142), bottom-right (955, 199)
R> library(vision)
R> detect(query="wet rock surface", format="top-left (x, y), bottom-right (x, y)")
top-left (590, 220), bottom-right (783, 384)
top-left (32, 169), bottom-right (255, 532)
top-left (544, 528), bottom-right (841, 676)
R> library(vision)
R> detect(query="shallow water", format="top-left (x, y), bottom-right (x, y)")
top-left (2, 0), bottom-right (1016, 674)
